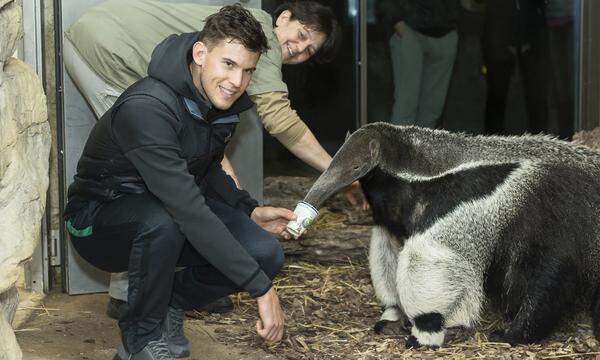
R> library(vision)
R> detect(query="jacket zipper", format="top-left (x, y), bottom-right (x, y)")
top-left (208, 125), bottom-right (213, 159)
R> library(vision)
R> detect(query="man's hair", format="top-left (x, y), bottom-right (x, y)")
top-left (272, 1), bottom-right (341, 63)
top-left (199, 4), bottom-right (269, 54)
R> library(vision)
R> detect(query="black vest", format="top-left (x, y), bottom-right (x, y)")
top-left (67, 76), bottom-right (248, 203)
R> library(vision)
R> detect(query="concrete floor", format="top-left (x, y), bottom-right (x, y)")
top-left (13, 288), bottom-right (275, 360)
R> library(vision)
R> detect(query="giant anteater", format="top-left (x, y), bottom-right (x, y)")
top-left (302, 123), bottom-right (600, 348)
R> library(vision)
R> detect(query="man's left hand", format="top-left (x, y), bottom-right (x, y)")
top-left (251, 207), bottom-right (296, 240)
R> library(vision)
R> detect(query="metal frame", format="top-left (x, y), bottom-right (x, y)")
top-left (54, 0), bottom-right (68, 293)
top-left (20, 0), bottom-right (44, 74)
top-left (20, 0), bottom-right (50, 294)
top-left (579, 0), bottom-right (600, 131)
top-left (358, 0), bottom-right (367, 128)
top-left (349, 0), bottom-right (368, 129)
top-left (56, 0), bottom-right (262, 295)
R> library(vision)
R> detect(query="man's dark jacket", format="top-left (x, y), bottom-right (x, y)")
top-left (483, 0), bottom-right (547, 62)
top-left (64, 32), bottom-right (272, 298)
top-left (377, 0), bottom-right (459, 38)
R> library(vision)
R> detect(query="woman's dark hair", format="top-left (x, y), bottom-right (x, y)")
top-left (272, 1), bottom-right (341, 63)
top-left (200, 4), bottom-right (269, 54)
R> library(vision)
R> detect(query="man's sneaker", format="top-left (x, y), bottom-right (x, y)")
top-left (114, 338), bottom-right (173, 360)
top-left (106, 297), bottom-right (128, 320)
top-left (163, 306), bottom-right (190, 358)
top-left (199, 296), bottom-right (233, 314)
top-left (107, 296), bottom-right (233, 321)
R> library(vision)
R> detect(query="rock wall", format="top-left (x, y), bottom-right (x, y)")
top-left (0, 0), bottom-right (51, 358)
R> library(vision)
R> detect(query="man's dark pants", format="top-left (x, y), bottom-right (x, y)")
top-left (70, 192), bottom-right (284, 354)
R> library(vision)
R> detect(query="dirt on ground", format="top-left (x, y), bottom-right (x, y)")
top-left (14, 290), bottom-right (275, 360)
top-left (15, 258), bottom-right (600, 360)
top-left (198, 259), bottom-right (600, 359)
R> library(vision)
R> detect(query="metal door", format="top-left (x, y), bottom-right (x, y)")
top-left (58, 0), bottom-right (262, 294)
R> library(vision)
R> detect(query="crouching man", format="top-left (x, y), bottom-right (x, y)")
top-left (63, 5), bottom-right (295, 360)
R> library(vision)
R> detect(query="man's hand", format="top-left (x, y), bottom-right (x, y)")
top-left (394, 21), bottom-right (406, 37)
top-left (343, 181), bottom-right (369, 211)
top-left (251, 207), bottom-right (296, 240)
top-left (221, 156), bottom-right (242, 189)
top-left (256, 287), bottom-right (285, 342)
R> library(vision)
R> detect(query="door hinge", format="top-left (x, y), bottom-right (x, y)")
top-left (49, 229), bottom-right (61, 266)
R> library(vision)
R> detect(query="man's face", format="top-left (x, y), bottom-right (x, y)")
top-left (275, 10), bottom-right (327, 65)
top-left (192, 39), bottom-right (260, 110)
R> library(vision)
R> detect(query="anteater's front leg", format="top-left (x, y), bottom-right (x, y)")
top-left (369, 226), bottom-right (409, 335)
top-left (397, 237), bottom-right (484, 348)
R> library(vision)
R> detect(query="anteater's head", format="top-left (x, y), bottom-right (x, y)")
top-left (304, 127), bottom-right (380, 208)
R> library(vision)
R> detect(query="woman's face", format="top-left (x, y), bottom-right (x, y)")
top-left (274, 10), bottom-right (326, 65)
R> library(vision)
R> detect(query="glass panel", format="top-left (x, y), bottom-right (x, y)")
top-left (262, 1), bottom-right (359, 176)
top-left (367, 0), bottom-right (580, 140)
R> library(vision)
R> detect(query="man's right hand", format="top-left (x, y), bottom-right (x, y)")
top-left (251, 207), bottom-right (296, 240)
top-left (256, 287), bottom-right (285, 342)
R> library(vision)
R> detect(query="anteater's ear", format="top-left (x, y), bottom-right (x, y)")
top-left (369, 139), bottom-right (380, 161)
top-left (345, 131), bottom-right (352, 142)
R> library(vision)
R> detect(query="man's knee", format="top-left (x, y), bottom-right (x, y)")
top-left (254, 236), bottom-right (285, 280)
top-left (137, 198), bottom-right (186, 252)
